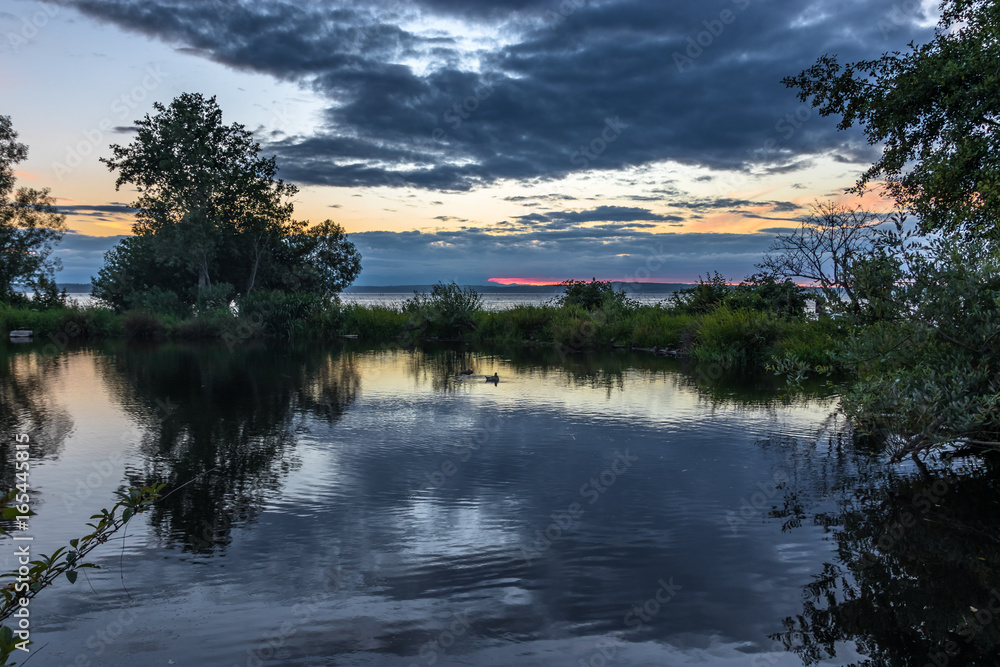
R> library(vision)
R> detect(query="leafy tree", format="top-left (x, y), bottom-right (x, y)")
top-left (91, 234), bottom-right (192, 313)
top-left (95, 94), bottom-right (361, 311)
top-left (669, 272), bottom-right (731, 314)
top-left (559, 278), bottom-right (634, 311)
top-left (101, 93), bottom-right (296, 295)
top-left (838, 234), bottom-right (1000, 463)
top-left (784, 0), bottom-right (1000, 234)
top-left (757, 202), bottom-right (895, 316)
top-left (728, 273), bottom-right (810, 317)
top-left (0, 115), bottom-right (66, 305)
top-left (269, 219), bottom-right (362, 297)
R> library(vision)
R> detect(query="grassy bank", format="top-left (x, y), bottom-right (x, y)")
top-left (1, 288), bottom-right (844, 370)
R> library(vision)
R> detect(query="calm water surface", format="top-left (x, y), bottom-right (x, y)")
top-left (1, 342), bottom-right (998, 666)
top-left (60, 291), bottom-right (676, 310)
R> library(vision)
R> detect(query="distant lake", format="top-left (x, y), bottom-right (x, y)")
top-left (55, 289), bottom-right (682, 310)
top-left (340, 291), bottom-right (676, 310)
top-left (1, 342), bottom-right (995, 665)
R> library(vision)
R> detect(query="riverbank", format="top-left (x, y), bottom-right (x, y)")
top-left (0, 299), bottom-right (842, 369)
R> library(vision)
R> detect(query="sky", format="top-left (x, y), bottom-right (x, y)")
top-left (1, 0), bottom-right (938, 285)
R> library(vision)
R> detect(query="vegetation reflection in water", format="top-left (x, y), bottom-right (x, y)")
top-left (771, 455), bottom-right (1000, 666)
top-left (2, 341), bottom-right (999, 665)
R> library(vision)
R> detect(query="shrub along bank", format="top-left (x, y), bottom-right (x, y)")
top-left (0, 278), bottom-right (843, 369)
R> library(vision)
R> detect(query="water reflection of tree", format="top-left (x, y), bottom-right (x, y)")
top-left (0, 346), bottom-right (72, 492)
top-left (395, 343), bottom-right (844, 403)
top-left (404, 344), bottom-right (650, 396)
top-left (773, 458), bottom-right (1000, 665)
top-left (403, 345), bottom-right (481, 392)
top-left (99, 343), bottom-right (360, 552)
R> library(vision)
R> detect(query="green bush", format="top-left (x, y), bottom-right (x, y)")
top-left (341, 304), bottom-right (405, 339)
top-left (629, 308), bottom-right (695, 348)
top-left (404, 282), bottom-right (482, 337)
top-left (0, 304), bottom-right (122, 341)
top-left (774, 317), bottom-right (841, 367)
top-left (173, 308), bottom-right (233, 340)
top-left (237, 290), bottom-right (327, 340)
top-left (549, 305), bottom-right (601, 349)
top-left (727, 274), bottom-right (810, 317)
top-left (670, 272), bottom-right (731, 314)
top-left (558, 278), bottom-right (635, 311)
top-left (690, 306), bottom-right (783, 367)
top-left (129, 287), bottom-right (187, 317)
top-left (472, 304), bottom-right (555, 343)
top-left (193, 283), bottom-right (235, 314)
top-left (122, 310), bottom-right (168, 340)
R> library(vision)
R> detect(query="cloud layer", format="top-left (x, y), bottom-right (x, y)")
top-left (49, 0), bottom-right (933, 190)
top-left (53, 225), bottom-right (779, 285)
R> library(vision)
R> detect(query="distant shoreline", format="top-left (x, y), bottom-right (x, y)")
top-left (343, 282), bottom-right (692, 294)
top-left (29, 282), bottom-right (695, 296)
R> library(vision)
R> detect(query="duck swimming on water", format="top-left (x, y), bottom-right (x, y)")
top-left (485, 372), bottom-right (499, 383)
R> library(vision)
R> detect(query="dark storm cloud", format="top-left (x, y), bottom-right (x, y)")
top-left (520, 205), bottom-right (683, 224)
top-left (670, 198), bottom-right (798, 211)
top-left (48, 0), bottom-right (936, 190)
top-left (57, 203), bottom-right (138, 216)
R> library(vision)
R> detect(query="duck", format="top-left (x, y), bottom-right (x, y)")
top-left (485, 372), bottom-right (499, 383)
top-left (460, 369), bottom-right (474, 375)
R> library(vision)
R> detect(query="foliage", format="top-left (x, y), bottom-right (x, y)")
top-left (237, 289), bottom-right (328, 340)
top-left (773, 465), bottom-right (1000, 665)
top-left (340, 303), bottom-right (406, 339)
top-left (671, 271), bottom-right (810, 318)
top-left (558, 278), bottom-right (635, 311)
top-left (95, 94), bottom-right (361, 312)
top-left (278, 220), bottom-right (363, 297)
top-left (0, 115), bottom-right (67, 304)
top-left (101, 92), bottom-right (297, 294)
top-left (727, 273), bottom-right (810, 317)
top-left (122, 310), bottom-right (168, 340)
top-left (0, 484), bottom-right (164, 665)
top-left (690, 306), bottom-right (784, 367)
top-left (0, 304), bottom-right (122, 340)
top-left (404, 282), bottom-right (483, 337)
top-left (783, 0), bottom-right (1000, 234)
top-left (473, 304), bottom-right (556, 343)
top-left (670, 272), bottom-right (732, 314)
top-left (838, 235), bottom-right (1000, 462)
top-left (194, 282), bottom-right (234, 314)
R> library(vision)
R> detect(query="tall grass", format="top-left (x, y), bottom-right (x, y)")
top-left (0, 304), bottom-right (122, 340)
top-left (341, 304), bottom-right (407, 339)
top-left (0, 291), bottom-right (842, 370)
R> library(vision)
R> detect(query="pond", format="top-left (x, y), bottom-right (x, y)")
top-left (1, 342), bottom-right (998, 666)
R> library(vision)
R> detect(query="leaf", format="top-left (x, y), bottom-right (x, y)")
top-left (122, 508), bottom-right (133, 523)
top-left (66, 570), bottom-right (77, 584)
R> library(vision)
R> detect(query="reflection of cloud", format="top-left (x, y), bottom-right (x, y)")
top-left (51, 0), bottom-right (933, 190)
